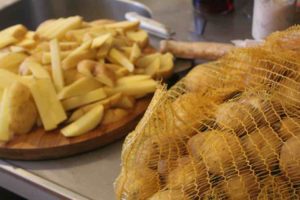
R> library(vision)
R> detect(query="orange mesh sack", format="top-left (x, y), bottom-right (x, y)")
top-left (115, 26), bottom-right (300, 200)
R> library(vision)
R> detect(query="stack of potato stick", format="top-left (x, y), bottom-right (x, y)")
top-left (0, 16), bottom-right (174, 143)
top-left (115, 26), bottom-right (300, 199)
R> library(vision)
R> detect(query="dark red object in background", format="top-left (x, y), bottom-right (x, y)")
top-left (193, 0), bottom-right (234, 14)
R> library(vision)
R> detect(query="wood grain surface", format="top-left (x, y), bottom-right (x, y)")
top-left (0, 98), bottom-right (151, 160)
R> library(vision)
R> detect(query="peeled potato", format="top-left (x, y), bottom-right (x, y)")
top-left (115, 168), bottom-right (160, 200)
top-left (279, 117), bottom-right (300, 141)
top-left (280, 134), bottom-right (300, 186)
top-left (241, 127), bottom-right (282, 173)
top-left (8, 82), bottom-right (37, 134)
top-left (187, 130), bottom-right (246, 175)
top-left (166, 158), bottom-right (209, 199)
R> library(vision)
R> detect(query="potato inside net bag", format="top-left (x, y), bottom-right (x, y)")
top-left (115, 26), bottom-right (300, 200)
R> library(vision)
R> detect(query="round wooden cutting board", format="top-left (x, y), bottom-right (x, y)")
top-left (0, 98), bottom-right (151, 160)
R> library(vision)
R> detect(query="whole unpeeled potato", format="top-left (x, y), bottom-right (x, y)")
top-left (258, 176), bottom-right (298, 200)
top-left (8, 82), bottom-right (37, 134)
top-left (224, 172), bottom-right (260, 200)
top-left (215, 93), bottom-right (280, 136)
top-left (171, 92), bottom-right (217, 138)
top-left (148, 190), bottom-right (191, 200)
top-left (279, 117), bottom-right (300, 141)
top-left (241, 127), bottom-right (282, 173)
top-left (187, 130), bottom-right (246, 175)
top-left (280, 134), bottom-right (300, 186)
top-left (272, 78), bottom-right (300, 117)
top-left (166, 158), bottom-right (210, 199)
top-left (115, 168), bottom-right (160, 200)
top-left (183, 63), bottom-right (244, 102)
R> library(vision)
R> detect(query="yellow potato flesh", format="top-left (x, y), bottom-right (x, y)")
top-left (49, 39), bottom-right (65, 91)
top-left (0, 89), bottom-right (12, 142)
top-left (62, 88), bottom-right (107, 110)
top-left (108, 48), bottom-right (134, 72)
top-left (61, 105), bottom-right (104, 137)
top-left (0, 52), bottom-right (27, 73)
top-left (91, 33), bottom-right (112, 49)
top-left (0, 69), bottom-right (20, 87)
top-left (22, 77), bottom-right (67, 131)
top-left (58, 77), bottom-right (102, 100)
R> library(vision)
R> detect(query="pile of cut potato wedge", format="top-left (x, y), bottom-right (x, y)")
top-left (0, 16), bottom-right (174, 143)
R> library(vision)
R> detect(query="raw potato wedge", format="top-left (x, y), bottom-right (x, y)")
top-left (0, 52), bottom-right (27, 73)
top-left (68, 93), bottom-right (122, 123)
top-left (62, 105), bottom-right (104, 137)
top-left (7, 82), bottom-right (37, 135)
top-left (0, 35), bottom-right (17, 49)
top-left (36, 16), bottom-right (83, 39)
top-left (91, 33), bottom-right (112, 49)
top-left (126, 29), bottom-right (149, 48)
top-left (58, 77), bottom-right (103, 100)
top-left (42, 51), bottom-right (72, 65)
top-left (116, 95), bottom-right (136, 109)
top-left (145, 57), bottom-right (160, 76)
top-left (1, 24), bottom-right (28, 39)
top-left (49, 39), bottom-right (65, 91)
top-left (0, 68), bottom-right (20, 87)
top-left (77, 59), bottom-right (96, 77)
top-left (129, 43), bottom-right (141, 62)
top-left (62, 88), bottom-right (107, 110)
top-left (93, 64), bottom-right (116, 87)
top-left (102, 108), bottom-right (129, 125)
top-left (22, 77), bottom-right (67, 131)
top-left (104, 21), bottom-right (140, 31)
top-left (156, 53), bottom-right (174, 79)
top-left (64, 69), bottom-right (85, 85)
top-left (136, 53), bottom-right (160, 68)
top-left (0, 24), bottom-right (27, 49)
top-left (108, 48), bottom-right (134, 72)
top-left (116, 75), bottom-right (151, 85)
top-left (111, 79), bottom-right (158, 97)
top-left (0, 89), bottom-right (12, 142)
top-left (62, 40), bottom-right (93, 70)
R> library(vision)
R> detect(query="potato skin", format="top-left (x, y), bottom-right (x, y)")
top-left (166, 158), bottom-right (209, 199)
top-left (280, 134), bottom-right (300, 186)
top-left (187, 130), bottom-right (246, 175)
top-left (258, 176), bottom-right (298, 200)
top-left (279, 117), bottom-right (300, 141)
top-left (241, 127), bottom-right (282, 173)
top-left (215, 94), bottom-right (280, 137)
top-left (272, 78), bottom-right (300, 117)
top-left (148, 190), bottom-right (190, 200)
top-left (183, 63), bottom-right (244, 98)
top-left (172, 93), bottom-right (217, 138)
top-left (224, 172), bottom-right (260, 200)
top-left (115, 168), bottom-right (160, 200)
top-left (8, 82), bottom-right (37, 134)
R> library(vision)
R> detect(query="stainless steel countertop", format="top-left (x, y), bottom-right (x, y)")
top-left (0, 0), bottom-right (252, 199)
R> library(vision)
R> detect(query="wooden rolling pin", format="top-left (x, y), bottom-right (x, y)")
top-left (160, 40), bottom-right (236, 60)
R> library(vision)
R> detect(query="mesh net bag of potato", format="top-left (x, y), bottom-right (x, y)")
top-left (115, 26), bottom-right (300, 200)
